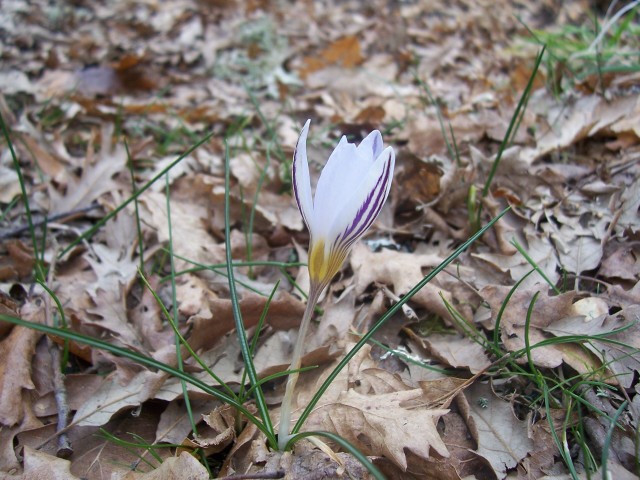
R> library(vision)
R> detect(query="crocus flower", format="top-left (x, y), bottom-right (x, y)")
top-left (278, 120), bottom-right (395, 450)
top-left (293, 119), bottom-right (395, 291)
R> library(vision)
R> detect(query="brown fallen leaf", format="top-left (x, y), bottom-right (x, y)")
top-left (460, 382), bottom-right (533, 479)
top-left (473, 226), bottom-right (560, 289)
top-left (419, 333), bottom-right (491, 374)
top-left (15, 446), bottom-right (79, 480)
top-left (481, 285), bottom-right (577, 368)
top-left (0, 165), bottom-right (21, 204)
top-left (520, 94), bottom-right (639, 164)
top-left (0, 240), bottom-right (35, 282)
top-left (137, 190), bottom-right (227, 269)
top-left (155, 398), bottom-right (219, 445)
top-left (0, 290), bottom-right (20, 337)
top-left (300, 345), bottom-right (449, 471)
top-left (299, 35), bottom-right (364, 79)
top-left (320, 388), bottom-right (449, 471)
top-left (72, 370), bottom-right (167, 428)
top-left (599, 241), bottom-right (640, 282)
top-left (48, 124), bottom-right (127, 214)
top-left (349, 243), bottom-right (457, 324)
top-left (181, 404), bottom-right (236, 456)
top-left (544, 304), bottom-right (640, 389)
top-left (0, 299), bottom-right (44, 427)
top-left (187, 288), bottom-right (305, 352)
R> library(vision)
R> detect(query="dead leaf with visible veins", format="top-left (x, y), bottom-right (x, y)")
top-left (419, 333), bottom-right (491, 374)
top-left (138, 190), bottom-right (226, 269)
top-left (299, 345), bottom-right (449, 471)
top-left (324, 388), bottom-right (449, 470)
top-left (520, 94), bottom-right (638, 164)
top-left (460, 382), bottom-right (534, 479)
top-left (473, 225), bottom-right (560, 289)
top-left (155, 399), bottom-right (219, 445)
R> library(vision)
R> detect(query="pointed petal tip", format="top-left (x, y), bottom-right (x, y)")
top-left (358, 129), bottom-right (385, 158)
top-left (380, 145), bottom-right (396, 166)
top-left (293, 119), bottom-right (314, 233)
top-left (301, 119), bottom-right (311, 135)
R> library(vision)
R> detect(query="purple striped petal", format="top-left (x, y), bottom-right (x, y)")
top-left (329, 146), bottom-right (395, 252)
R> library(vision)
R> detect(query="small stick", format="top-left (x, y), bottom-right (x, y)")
top-left (43, 245), bottom-right (73, 458)
top-left (0, 203), bottom-right (102, 240)
top-left (218, 471), bottom-right (285, 480)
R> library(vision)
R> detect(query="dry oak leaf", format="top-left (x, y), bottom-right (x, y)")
top-left (182, 404), bottom-right (236, 456)
top-left (520, 93), bottom-right (638, 164)
top-left (155, 398), bottom-right (219, 445)
top-left (72, 370), bottom-right (167, 427)
top-left (420, 333), bottom-right (491, 374)
top-left (320, 388), bottom-right (449, 471)
top-left (473, 226), bottom-right (559, 289)
top-left (138, 190), bottom-right (226, 269)
top-left (300, 346), bottom-right (449, 471)
top-left (462, 382), bottom-right (533, 479)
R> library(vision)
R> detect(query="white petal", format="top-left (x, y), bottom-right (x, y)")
top-left (292, 120), bottom-right (314, 232)
top-left (328, 146), bottom-right (395, 249)
top-left (357, 130), bottom-right (384, 158)
top-left (313, 136), bottom-right (376, 237)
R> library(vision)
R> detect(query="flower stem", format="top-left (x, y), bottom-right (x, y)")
top-left (278, 283), bottom-right (322, 450)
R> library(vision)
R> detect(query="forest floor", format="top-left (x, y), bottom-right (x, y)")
top-left (0, 0), bottom-right (639, 479)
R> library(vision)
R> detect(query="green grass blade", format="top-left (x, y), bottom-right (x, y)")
top-left (523, 291), bottom-right (541, 374)
top-left (238, 281), bottom-right (280, 401)
top-left (476, 46), bottom-right (545, 228)
top-left (165, 174), bottom-right (197, 436)
top-left (124, 140), bottom-right (146, 272)
top-left (493, 268), bottom-right (536, 349)
top-left (223, 139), bottom-right (277, 448)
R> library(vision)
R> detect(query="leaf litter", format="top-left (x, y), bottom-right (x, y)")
top-left (1, 0), bottom-right (639, 479)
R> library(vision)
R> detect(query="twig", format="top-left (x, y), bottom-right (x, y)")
top-left (218, 471), bottom-right (285, 480)
top-left (43, 246), bottom-right (73, 458)
top-left (0, 203), bottom-right (102, 240)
